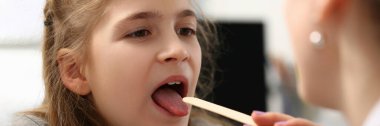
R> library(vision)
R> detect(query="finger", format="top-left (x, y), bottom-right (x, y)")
top-left (251, 111), bottom-right (294, 126)
top-left (274, 118), bottom-right (318, 126)
top-left (285, 118), bottom-right (319, 126)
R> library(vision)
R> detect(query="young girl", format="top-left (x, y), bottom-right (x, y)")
top-left (13, 0), bottom-right (229, 125)
top-left (250, 0), bottom-right (380, 126)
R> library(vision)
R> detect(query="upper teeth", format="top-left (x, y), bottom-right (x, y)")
top-left (168, 81), bottom-right (181, 85)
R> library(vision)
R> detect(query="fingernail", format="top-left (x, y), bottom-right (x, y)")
top-left (252, 110), bottom-right (265, 116)
top-left (275, 121), bottom-right (288, 126)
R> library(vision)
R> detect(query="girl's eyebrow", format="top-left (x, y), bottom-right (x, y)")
top-left (114, 9), bottom-right (196, 28)
top-left (178, 9), bottom-right (196, 18)
top-left (113, 9), bottom-right (196, 35)
top-left (126, 10), bottom-right (163, 21)
top-left (125, 9), bottom-right (196, 21)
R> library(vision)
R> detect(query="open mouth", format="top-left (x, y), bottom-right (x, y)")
top-left (152, 78), bottom-right (189, 117)
top-left (160, 81), bottom-right (186, 97)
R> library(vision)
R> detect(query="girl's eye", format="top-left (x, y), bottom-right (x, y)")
top-left (177, 28), bottom-right (196, 37)
top-left (125, 29), bottom-right (151, 38)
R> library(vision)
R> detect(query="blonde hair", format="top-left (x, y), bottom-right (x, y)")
top-left (26, 0), bottom-right (229, 125)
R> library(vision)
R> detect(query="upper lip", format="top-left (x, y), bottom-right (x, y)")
top-left (153, 75), bottom-right (189, 97)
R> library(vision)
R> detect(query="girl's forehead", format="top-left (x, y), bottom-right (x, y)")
top-left (91, 0), bottom-right (199, 40)
top-left (105, 0), bottom-right (195, 13)
top-left (99, 0), bottom-right (198, 25)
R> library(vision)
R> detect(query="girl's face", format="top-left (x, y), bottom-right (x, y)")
top-left (85, 0), bottom-right (201, 125)
top-left (285, 0), bottom-right (341, 108)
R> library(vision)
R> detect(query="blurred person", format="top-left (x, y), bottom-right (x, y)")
top-left (250, 0), bottom-right (380, 126)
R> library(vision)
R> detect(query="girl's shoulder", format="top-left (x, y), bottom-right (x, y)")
top-left (11, 114), bottom-right (47, 126)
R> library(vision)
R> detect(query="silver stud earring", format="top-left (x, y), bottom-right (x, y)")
top-left (309, 31), bottom-right (324, 48)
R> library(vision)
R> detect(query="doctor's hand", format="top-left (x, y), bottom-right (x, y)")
top-left (248, 111), bottom-right (319, 126)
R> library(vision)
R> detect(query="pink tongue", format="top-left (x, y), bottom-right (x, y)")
top-left (152, 87), bottom-right (188, 116)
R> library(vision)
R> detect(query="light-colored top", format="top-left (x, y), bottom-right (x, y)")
top-left (12, 115), bottom-right (47, 126)
top-left (363, 99), bottom-right (380, 126)
top-left (11, 114), bottom-right (222, 126)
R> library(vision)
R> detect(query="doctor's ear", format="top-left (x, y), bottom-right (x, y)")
top-left (57, 48), bottom-right (91, 96)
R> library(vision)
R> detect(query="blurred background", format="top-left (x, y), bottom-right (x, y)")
top-left (0, 0), bottom-right (346, 125)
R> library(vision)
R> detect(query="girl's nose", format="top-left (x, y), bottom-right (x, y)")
top-left (157, 40), bottom-right (190, 64)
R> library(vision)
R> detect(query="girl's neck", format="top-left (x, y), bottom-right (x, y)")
top-left (339, 25), bottom-right (380, 126)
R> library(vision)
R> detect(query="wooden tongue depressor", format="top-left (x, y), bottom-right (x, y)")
top-left (183, 97), bottom-right (257, 126)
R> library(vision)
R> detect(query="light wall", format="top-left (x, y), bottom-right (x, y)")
top-left (0, 0), bottom-right (45, 125)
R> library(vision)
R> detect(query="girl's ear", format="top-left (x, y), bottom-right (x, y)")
top-left (311, 0), bottom-right (347, 24)
top-left (57, 48), bottom-right (91, 96)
